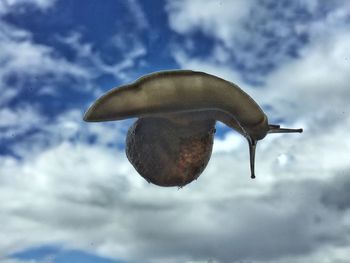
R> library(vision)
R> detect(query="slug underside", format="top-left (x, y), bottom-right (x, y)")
top-left (126, 117), bottom-right (216, 187)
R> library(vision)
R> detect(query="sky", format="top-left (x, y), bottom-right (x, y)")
top-left (0, 0), bottom-right (350, 262)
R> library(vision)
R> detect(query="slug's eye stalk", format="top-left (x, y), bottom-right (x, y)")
top-left (247, 137), bottom-right (257, 179)
top-left (84, 70), bottom-right (303, 186)
top-left (268, 124), bottom-right (303, 134)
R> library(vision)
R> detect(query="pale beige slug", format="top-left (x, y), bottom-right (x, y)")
top-left (84, 70), bottom-right (302, 186)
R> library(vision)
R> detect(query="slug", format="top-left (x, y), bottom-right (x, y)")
top-left (84, 70), bottom-right (302, 187)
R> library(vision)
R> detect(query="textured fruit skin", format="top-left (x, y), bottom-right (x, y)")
top-left (126, 117), bottom-right (216, 187)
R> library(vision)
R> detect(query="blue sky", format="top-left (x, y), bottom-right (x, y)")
top-left (1, 1), bottom-right (350, 263)
top-left (11, 245), bottom-right (119, 263)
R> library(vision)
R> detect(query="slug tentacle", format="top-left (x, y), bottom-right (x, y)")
top-left (84, 70), bottom-right (302, 186)
top-left (268, 124), bottom-right (303, 134)
top-left (247, 137), bottom-right (258, 179)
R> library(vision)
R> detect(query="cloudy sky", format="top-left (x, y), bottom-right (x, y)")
top-left (1, 0), bottom-right (350, 262)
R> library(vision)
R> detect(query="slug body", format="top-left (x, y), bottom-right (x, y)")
top-left (84, 70), bottom-right (302, 186)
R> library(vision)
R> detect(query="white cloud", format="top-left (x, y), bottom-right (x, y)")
top-left (0, 0), bottom-right (56, 15)
top-left (126, 0), bottom-right (149, 30)
top-left (0, 36), bottom-right (89, 78)
top-left (166, 0), bottom-right (252, 44)
top-left (0, 0), bottom-right (149, 121)
top-left (213, 132), bottom-right (243, 154)
top-left (0, 259), bottom-right (40, 263)
top-left (166, 0), bottom-right (350, 83)
top-left (263, 29), bottom-right (350, 116)
top-left (3, 107), bottom-right (130, 160)
top-left (56, 31), bottom-right (147, 82)
top-left (0, 22), bottom-right (92, 107)
top-left (1, 134), bottom-right (350, 263)
top-left (172, 49), bottom-right (246, 86)
top-left (166, 0), bottom-right (350, 45)
top-left (0, 105), bottom-right (45, 139)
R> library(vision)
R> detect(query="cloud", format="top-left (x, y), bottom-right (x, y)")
top-left (0, 0), bottom-right (56, 15)
top-left (0, 0), bottom-right (148, 165)
top-left (126, 0), bottom-right (149, 30)
top-left (213, 131), bottom-right (243, 154)
top-left (56, 31), bottom-right (146, 82)
top-left (2, 107), bottom-right (130, 160)
top-left (166, 0), bottom-right (252, 40)
top-left (262, 29), bottom-right (350, 119)
top-left (0, 0), bottom-right (148, 107)
top-left (0, 29), bottom-right (89, 78)
top-left (0, 22), bottom-right (95, 153)
top-left (0, 22), bottom-right (146, 106)
top-left (1, 133), bottom-right (350, 263)
top-left (166, 0), bottom-right (350, 83)
top-left (0, 21), bottom-right (92, 109)
top-left (0, 105), bottom-right (45, 141)
top-left (0, 259), bottom-right (40, 263)
top-left (0, 1), bottom-right (147, 150)
top-left (172, 49), bottom-right (246, 86)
